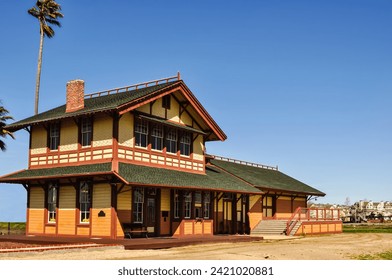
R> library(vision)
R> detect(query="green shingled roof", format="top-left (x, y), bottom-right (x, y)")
top-left (7, 82), bottom-right (178, 131)
top-left (0, 163), bottom-right (112, 183)
top-left (0, 162), bottom-right (261, 194)
top-left (210, 159), bottom-right (325, 196)
top-left (118, 162), bottom-right (261, 193)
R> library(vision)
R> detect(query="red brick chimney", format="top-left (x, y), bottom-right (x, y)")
top-left (66, 79), bottom-right (85, 113)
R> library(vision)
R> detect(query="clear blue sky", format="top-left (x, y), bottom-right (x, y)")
top-left (0, 0), bottom-right (391, 221)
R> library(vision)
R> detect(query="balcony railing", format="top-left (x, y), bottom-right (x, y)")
top-left (84, 72), bottom-right (181, 99)
top-left (209, 155), bottom-right (278, 171)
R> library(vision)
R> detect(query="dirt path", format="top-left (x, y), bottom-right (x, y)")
top-left (1, 233), bottom-right (391, 260)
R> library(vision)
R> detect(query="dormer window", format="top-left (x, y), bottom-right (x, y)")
top-left (81, 117), bottom-right (92, 147)
top-left (49, 123), bottom-right (60, 150)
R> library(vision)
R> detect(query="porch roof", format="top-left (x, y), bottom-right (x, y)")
top-left (210, 159), bottom-right (325, 196)
top-left (0, 163), bottom-right (113, 184)
top-left (117, 163), bottom-right (262, 194)
top-left (0, 162), bottom-right (262, 194)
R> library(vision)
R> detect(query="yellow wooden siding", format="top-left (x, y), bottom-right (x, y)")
top-left (136, 103), bottom-right (150, 114)
top-left (27, 209), bottom-right (44, 233)
top-left (58, 209), bottom-right (76, 235)
top-left (29, 187), bottom-right (44, 209)
top-left (193, 135), bottom-right (204, 160)
top-left (119, 113), bottom-right (134, 147)
top-left (30, 125), bottom-right (47, 154)
top-left (93, 184), bottom-right (111, 208)
top-left (161, 188), bottom-right (170, 211)
top-left (93, 115), bottom-right (113, 147)
top-left (151, 98), bottom-right (165, 118)
top-left (91, 184), bottom-right (112, 237)
top-left (59, 119), bottom-right (78, 151)
top-left (59, 186), bottom-right (75, 209)
top-left (117, 186), bottom-right (132, 210)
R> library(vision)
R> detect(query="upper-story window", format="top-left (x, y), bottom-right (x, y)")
top-left (49, 123), bottom-right (60, 150)
top-left (135, 119), bottom-right (148, 148)
top-left (47, 182), bottom-right (58, 223)
top-left (180, 132), bottom-right (191, 156)
top-left (166, 129), bottom-right (177, 154)
top-left (151, 124), bottom-right (163, 150)
top-left (81, 118), bottom-right (92, 147)
top-left (134, 116), bottom-right (194, 155)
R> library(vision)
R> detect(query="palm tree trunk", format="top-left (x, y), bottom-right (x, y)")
top-left (34, 23), bottom-right (44, 115)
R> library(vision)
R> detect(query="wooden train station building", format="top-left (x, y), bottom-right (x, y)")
top-left (0, 74), bottom-right (340, 239)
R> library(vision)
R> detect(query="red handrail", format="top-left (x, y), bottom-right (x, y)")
top-left (286, 207), bottom-right (341, 235)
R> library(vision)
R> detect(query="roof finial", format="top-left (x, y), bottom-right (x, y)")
top-left (177, 71), bottom-right (181, 80)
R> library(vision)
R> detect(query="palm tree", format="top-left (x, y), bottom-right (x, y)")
top-left (0, 103), bottom-right (14, 152)
top-left (28, 0), bottom-right (63, 115)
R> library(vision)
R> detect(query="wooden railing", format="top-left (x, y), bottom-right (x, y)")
top-left (286, 207), bottom-right (341, 235)
top-left (209, 155), bottom-right (278, 171)
top-left (84, 72), bottom-right (181, 99)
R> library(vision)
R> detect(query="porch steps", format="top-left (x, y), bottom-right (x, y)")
top-left (251, 220), bottom-right (288, 236)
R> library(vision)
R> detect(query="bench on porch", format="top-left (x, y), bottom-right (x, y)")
top-left (122, 223), bottom-right (149, 239)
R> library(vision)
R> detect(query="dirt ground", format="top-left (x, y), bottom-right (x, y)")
top-left (1, 233), bottom-right (391, 260)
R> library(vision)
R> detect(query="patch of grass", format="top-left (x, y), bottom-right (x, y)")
top-left (354, 250), bottom-right (392, 260)
top-left (343, 224), bottom-right (392, 233)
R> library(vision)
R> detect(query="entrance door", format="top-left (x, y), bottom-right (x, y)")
top-left (223, 193), bottom-right (234, 234)
top-left (145, 188), bottom-right (158, 236)
top-left (132, 187), bottom-right (159, 236)
top-left (262, 195), bottom-right (275, 218)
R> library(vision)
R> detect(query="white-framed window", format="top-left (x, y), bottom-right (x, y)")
top-left (49, 123), bottom-right (60, 150)
top-left (133, 188), bottom-right (144, 223)
top-left (166, 129), bottom-right (177, 153)
top-left (47, 183), bottom-right (58, 223)
top-left (203, 192), bottom-right (211, 219)
top-left (184, 192), bottom-right (192, 219)
top-left (79, 181), bottom-right (91, 223)
top-left (180, 132), bottom-right (191, 156)
top-left (151, 124), bottom-right (163, 150)
top-left (135, 119), bottom-right (148, 148)
top-left (81, 117), bottom-right (92, 146)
